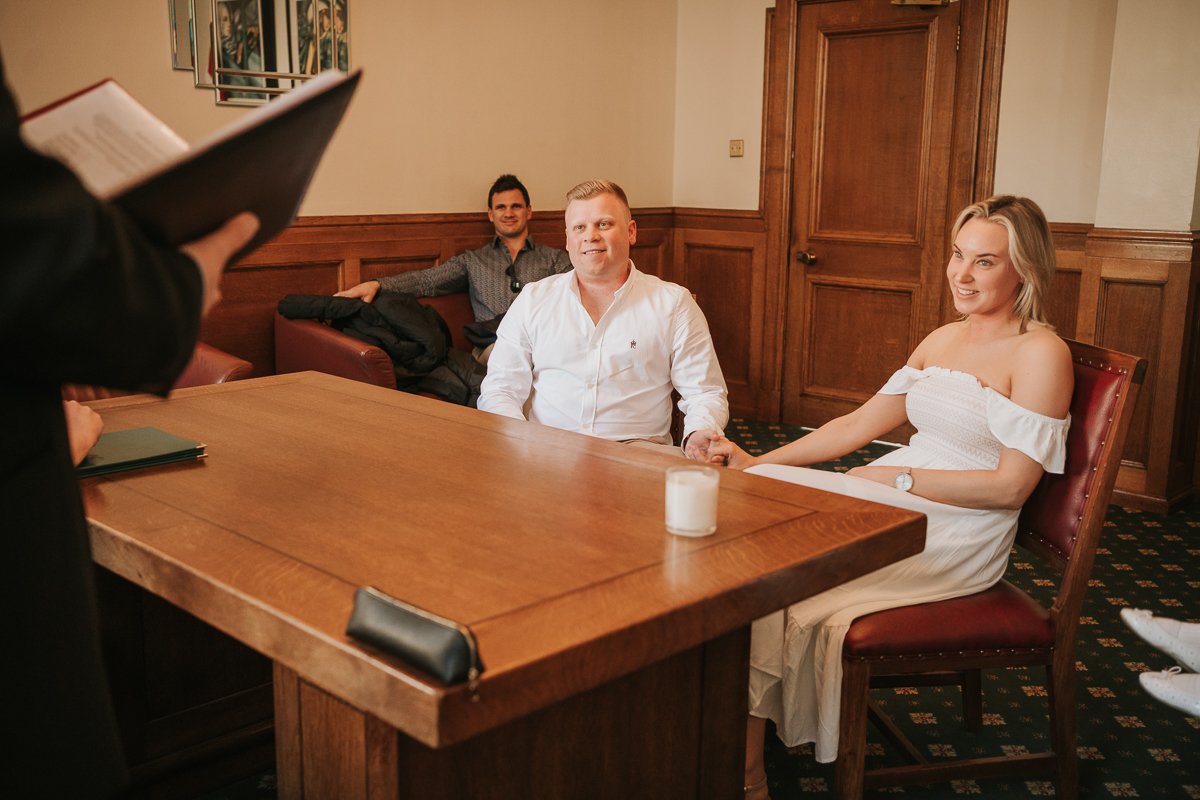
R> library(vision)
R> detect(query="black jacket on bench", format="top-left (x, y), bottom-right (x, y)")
top-left (277, 293), bottom-right (485, 406)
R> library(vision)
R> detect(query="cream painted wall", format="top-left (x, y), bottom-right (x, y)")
top-left (339, 1), bottom-right (679, 214)
top-left (992, 0), bottom-right (1117, 224)
top-left (995, 0), bottom-right (1200, 231)
top-left (672, 0), bottom-right (773, 210)
top-left (1093, 0), bottom-right (1200, 231)
top-left (5, 1), bottom-right (1197, 229)
top-left (0, 0), bottom-right (680, 215)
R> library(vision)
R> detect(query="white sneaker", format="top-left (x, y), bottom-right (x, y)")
top-left (1139, 668), bottom-right (1200, 717)
top-left (1120, 608), bottom-right (1200, 672)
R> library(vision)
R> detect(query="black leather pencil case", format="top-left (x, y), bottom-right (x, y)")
top-left (345, 586), bottom-right (483, 687)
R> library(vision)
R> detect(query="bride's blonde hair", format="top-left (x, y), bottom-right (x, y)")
top-left (951, 195), bottom-right (1056, 331)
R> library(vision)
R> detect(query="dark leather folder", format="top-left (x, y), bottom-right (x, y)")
top-left (77, 427), bottom-right (206, 477)
top-left (24, 68), bottom-right (362, 262)
top-left (115, 69), bottom-right (362, 261)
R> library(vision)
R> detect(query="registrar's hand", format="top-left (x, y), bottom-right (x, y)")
top-left (180, 212), bottom-right (259, 316)
top-left (63, 400), bottom-right (103, 466)
top-left (334, 280), bottom-right (381, 303)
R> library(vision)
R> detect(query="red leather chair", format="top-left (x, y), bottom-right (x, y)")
top-left (62, 342), bottom-right (253, 401)
top-left (273, 292), bottom-right (475, 390)
top-left (834, 339), bottom-right (1147, 799)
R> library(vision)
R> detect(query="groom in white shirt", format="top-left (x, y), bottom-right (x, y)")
top-left (477, 179), bottom-right (728, 458)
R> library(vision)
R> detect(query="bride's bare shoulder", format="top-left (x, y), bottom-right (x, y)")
top-left (1010, 328), bottom-right (1073, 416)
top-left (1014, 325), bottom-right (1071, 365)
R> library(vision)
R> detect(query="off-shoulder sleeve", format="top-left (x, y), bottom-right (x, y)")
top-left (986, 392), bottom-right (1071, 473)
top-left (878, 365), bottom-right (925, 395)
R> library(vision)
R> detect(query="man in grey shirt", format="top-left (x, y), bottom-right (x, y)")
top-left (336, 174), bottom-right (570, 362)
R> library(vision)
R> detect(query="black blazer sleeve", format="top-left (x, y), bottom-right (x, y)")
top-left (0, 61), bottom-right (202, 393)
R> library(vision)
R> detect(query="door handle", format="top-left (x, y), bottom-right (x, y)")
top-left (796, 250), bottom-right (817, 265)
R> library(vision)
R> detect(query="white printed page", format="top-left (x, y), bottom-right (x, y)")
top-left (20, 81), bottom-right (189, 198)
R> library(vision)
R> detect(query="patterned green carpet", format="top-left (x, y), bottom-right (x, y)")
top-left (725, 418), bottom-right (1200, 800)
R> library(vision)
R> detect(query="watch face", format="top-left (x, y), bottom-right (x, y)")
top-left (894, 471), bottom-right (913, 492)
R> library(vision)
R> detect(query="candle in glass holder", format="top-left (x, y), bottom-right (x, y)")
top-left (664, 466), bottom-right (719, 536)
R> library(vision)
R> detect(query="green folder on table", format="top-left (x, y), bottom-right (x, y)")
top-left (77, 427), bottom-right (206, 477)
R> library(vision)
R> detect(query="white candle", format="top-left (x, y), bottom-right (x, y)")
top-left (664, 466), bottom-right (720, 536)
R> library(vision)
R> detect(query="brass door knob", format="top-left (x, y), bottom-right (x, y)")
top-left (796, 250), bottom-right (817, 265)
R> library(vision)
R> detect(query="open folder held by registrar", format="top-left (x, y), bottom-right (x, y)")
top-left (19, 68), bottom-right (362, 260)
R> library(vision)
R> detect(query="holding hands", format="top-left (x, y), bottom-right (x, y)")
top-left (688, 427), bottom-right (912, 489)
top-left (688, 429), bottom-right (757, 469)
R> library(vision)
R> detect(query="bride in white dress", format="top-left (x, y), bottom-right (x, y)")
top-left (695, 195), bottom-right (1076, 799)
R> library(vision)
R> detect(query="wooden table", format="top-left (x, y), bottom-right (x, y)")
top-left (83, 372), bottom-right (924, 799)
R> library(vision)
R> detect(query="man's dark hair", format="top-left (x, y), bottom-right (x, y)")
top-left (488, 174), bottom-right (530, 208)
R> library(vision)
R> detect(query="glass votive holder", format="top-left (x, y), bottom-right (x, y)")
top-left (664, 465), bottom-right (719, 537)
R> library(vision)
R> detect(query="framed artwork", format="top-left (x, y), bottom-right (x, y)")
top-left (172, 0), bottom-right (349, 103)
top-left (214, 0), bottom-right (269, 104)
top-left (291, 0), bottom-right (348, 76)
top-left (169, 0), bottom-right (195, 70)
top-left (190, 0), bottom-right (216, 88)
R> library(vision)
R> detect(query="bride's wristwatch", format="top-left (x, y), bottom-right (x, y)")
top-left (894, 466), bottom-right (913, 492)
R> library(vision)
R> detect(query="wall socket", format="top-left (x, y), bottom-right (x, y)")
top-left (729, 139), bottom-right (745, 158)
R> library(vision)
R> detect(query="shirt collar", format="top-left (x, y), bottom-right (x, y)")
top-left (612, 260), bottom-right (639, 298)
top-left (568, 260), bottom-right (639, 300)
top-left (490, 234), bottom-right (536, 253)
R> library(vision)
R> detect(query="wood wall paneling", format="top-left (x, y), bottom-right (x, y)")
top-left (1096, 275), bottom-right (1163, 473)
top-left (1046, 268), bottom-right (1082, 341)
top-left (680, 241), bottom-right (753, 384)
top-left (360, 254), bottom-right (440, 283)
top-left (631, 224), bottom-right (673, 281)
top-left (1045, 223), bottom-right (1089, 340)
top-left (1184, 274), bottom-right (1200, 499)
top-left (202, 260), bottom-right (342, 378)
top-left (672, 213), bottom-right (769, 420)
top-left (1067, 227), bottom-right (1200, 512)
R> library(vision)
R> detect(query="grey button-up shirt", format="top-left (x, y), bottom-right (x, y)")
top-left (377, 235), bottom-right (571, 321)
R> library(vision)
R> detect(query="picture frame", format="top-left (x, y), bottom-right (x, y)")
top-left (172, 0), bottom-right (349, 104)
top-left (290, 0), bottom-right (348, 76)
top-left (169, 0), bottom-right (195, 70)
top-left (213, 0), bottom-right (269, 105)
top-left (190, 0), bottom-right (216, 88)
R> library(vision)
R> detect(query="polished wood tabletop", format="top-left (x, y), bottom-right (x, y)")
top-left (83, 372), bottom-right (925, 751)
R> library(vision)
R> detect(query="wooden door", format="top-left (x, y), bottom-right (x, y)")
top-left (781, 0), bottom-right (963, 430)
